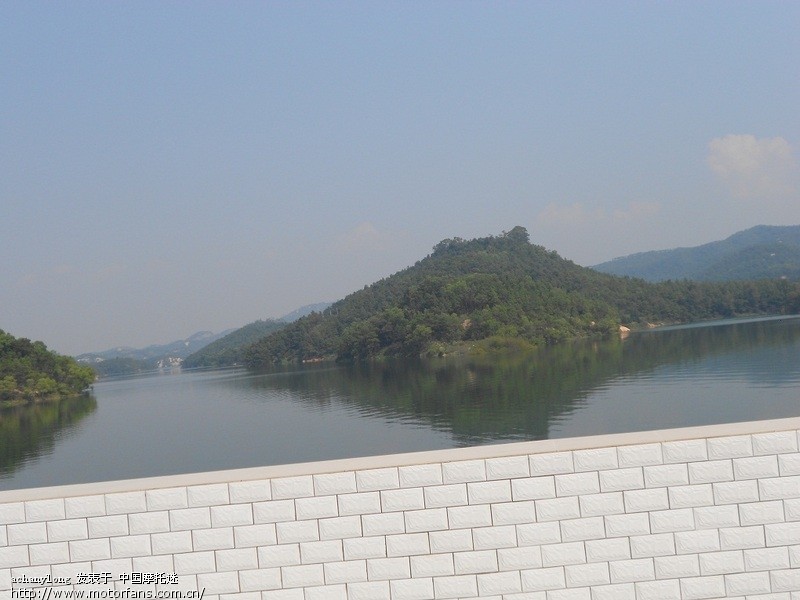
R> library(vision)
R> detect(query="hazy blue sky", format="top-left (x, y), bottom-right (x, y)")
top-left (2, 2), bottom-right (799, 355)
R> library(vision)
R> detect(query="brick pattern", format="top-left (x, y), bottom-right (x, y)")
top-left (2, 430), bottom-right (800, 599)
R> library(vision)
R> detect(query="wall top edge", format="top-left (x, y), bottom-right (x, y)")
top-left (2, 416), bottom-right (800, 503)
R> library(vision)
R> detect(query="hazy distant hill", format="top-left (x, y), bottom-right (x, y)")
top-left (592, 225), bottom-right (800, 281)
top-left (245, 226), bottom-right (800, 365)
top-left (280, 302), bottom-right (333, 322)
top-left (76, 329), bottom-right (235, 365)
top-left (182, 320), bottom-right (287, 368)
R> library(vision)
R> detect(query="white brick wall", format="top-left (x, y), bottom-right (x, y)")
top-left (2, 418), bottom-right (800, 599)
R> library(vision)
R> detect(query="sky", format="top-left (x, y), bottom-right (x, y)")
top-left (2, 2), bottom-right (799, 356)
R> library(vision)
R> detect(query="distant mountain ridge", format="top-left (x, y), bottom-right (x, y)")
top-left (592, 225), bottom-right (800, 281)
top-left (75, 329), bottom-right (235, 364)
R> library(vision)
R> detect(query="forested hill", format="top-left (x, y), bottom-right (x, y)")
top-left (245, 227), bottom-right (800, 366)
top-left (0, 330), bottom-right (95, 404)
top-left (183, 319), bottom-right (287, 368)
top-left (592, 225), bottom-right (800, 281)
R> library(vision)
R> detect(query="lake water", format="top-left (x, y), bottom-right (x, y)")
top-left (2, 315), bottom-right (800, 490)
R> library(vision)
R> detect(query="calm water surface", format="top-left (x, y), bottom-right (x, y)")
top-left (2, 315), bottom-right (800, 489)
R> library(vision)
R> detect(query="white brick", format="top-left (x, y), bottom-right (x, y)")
top-left (541, 542), bottom-right (585, 567)
top-left (169, 507), bottom-right (211, 531)
top-left (406, 555), bottom-right (454, 583)
top-left (713, 480), bottom-right (758, 504)
top-left (604, 512), bottom-right (650, 537)
top-left (629, 533), bottom-right (675, 558)
top-left (381, 487), bottom-right (424, 512)
top-left (674, 530), bottom-right (720, 554)
top-left (668, 484), bottom-right (714, 508)
top-left (519, 566), bottom-right (566, 591)
top-left (271, 476), bottom-right (313, 499)
top-left (649, 508), bottom-right (695, 533)
top-left (699, 550), bottom-right (744, 575)
top-left (785, 497), bottom-right (800, 520)
top-left (447, 504), bottom-right (492, 529)
top-left (87, 515), bottom-right (128, 538)
top-left (342, 536), bottom-right (386, 561)
top-left (548, 588), bottom-right (591, 600)
top-left (561, 517), bottom-right (605, 542)
top-left (128, 511), bottom-right (169, 535)
top-left (69, 538), bottom-right (111, 562)
top-left (486, 455), bottom-right (530, 479)
top-left (719, 525), bottom-right (765, 550)
top-left (573, 448), bottom-right (618, 472)
top-left (151, 531), bottom-right (193, 555)
top-left (429, 529), bottom-right (473, 553)
top-left (753, 431), bottom-right (798, 455)
top-left (187, 483), bottom-right (230, 506)
top-left (258, 543), bottom-right (301, 567)
top-left (25, 499), bottom-right (65, 522)
top-left (759, 475), bottom-right (800, 500)
top-left (590, 583), bottom-right (635, 600)
top-left (565, 562), bottom-right (610, 587)
top-left (491, 500), bottom-right (536, 525)
top-left (623, 488), bottom-right (668, 513)
top-left (312, 472), bottom-right (356, 495)
top-left (338, 491), bottom-right (381, 515)
top-left (362, 512), bottom-right (405, 536)
top-left (688, 459), bottom-right (734, 484)
top-left (238, 567), bottom-right (282, 591)
top-left (7, 523), bottom-right (47, 545)
top-left (234, 523), bottom-right (277, 547)
top-left (228, 479), bottom-right (271, 503)
top-left (442, 459), bottom-right (486, 483)
top-left (468, 480), bottom-right (511, 504)
top-left (654, 554), bottom-right (700, 579)
top-left (477, 570), bottom-right (522, 595)
top-left (211, 503), bottom-right (253, 527)
top-left (765, 521), bottom-right (800, 545)
top-left (740, 500), bottom-right (785, 525)
top-left (304, 583), bottom-right (346, 600)
top-left (634, 578), bottom-right (681, 600)
top-left (608, 558), bottom-right (655, 583)
top-left (294, 496), bottom-right (337, 521)
top-left (398, 464), bottom-right (442, 487)
top-left (145, 487), bottom-right (188, 511)
top-left (423, 484), bottom-right (467, 508)
top-left (555, 472), bottom-right (600, 497)
top-left (386, 533), bottom-right (429, 557)
top-left (252, 500), bottom-right (295, 523)
top-left (280, 563), bottom-right (324, 587)
top-left (262, 589), bottom-right (306, 600)
top-left (472, 524), bottom-right (517, 549)
top-left (529, 451), bottom-right (573, 475)
top-left (599, 468), bottom-right (644, 492)
top-left (585, 538), bottom-right (630, 563)
top-left (744, 547), bottom-right (790, 571)
top-left (734, 455), bottom-right (780, 480)
top-left (779, 453), bottom-right (800, 475)
top-left (662, 439), bottom-right (707, 463)
top-left (356, 467), bottom-right (399, 491)
top-left (724, 571), bottom-right (771, 595)
top-left (319, 515), bottom-right (362, 540)
top-left (536, 496), bottom-right (580, 522)
top-left (707, 435), bottom-right (753, 459)
top-left (770, 568), bottom-right (800, 592)
top-left (693, 505), bottom-right (739, 530)
top-left (28, 542), bottom-right (69, 565)
top-left (517, 522), bottom-right (562, 547)
top-left (64, 495), bottom-right (106, 519)
top-left (404, 508), bottom-right (448, 533)
top-left (132, 554), bottom-right (173, 573)
top-left (512, 477), bottom-right (556, 500)
top-left (390, 577), bottom-right (434, 600)
top-left (453, 549), bottom-right (498, 574)
top-left (276, 520), bottom-right (319, 544)
top-left (47, 518), bottom-right (89, 541)
top-left (643, 464), bottom-right (688, 488)
top-left (618, 443), bottom-right (663, 467)
top-left (104, 492), bottom-right (145, 515)
top-left (366, 556), bottom-right (410, 580)
top-left (680, 575), bottom-right (726, 600)
top-left (497, 546), bottom-right (543, 571)
top-left (346, 580), bottom-right (390, 600)
top-left (197, 571), bottom-right (239, 595)
top-left (324, 559), bottom-right (367, 583)
top-left (110, 534), bottom-right (151, 558)
top-left (579, 492), bottom-right (624, 517)
top-left (174, 550), bottom-right (216, 575)
top-left (433, 573), bottom-right (478, 598)
top-left (0, 503), bottom-right (25, 525)
top-left (299, 540), bottom-right (343, 564)
top-left (193, 527), bottom-right (234, 551)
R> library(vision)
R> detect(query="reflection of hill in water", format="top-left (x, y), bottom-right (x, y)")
top-left (0, 394), bottom-right (97, 477)
top-left (237, 317), bottom-right (800, 444)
